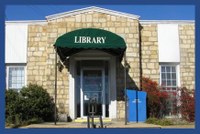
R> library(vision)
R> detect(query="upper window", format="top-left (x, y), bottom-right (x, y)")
top-left (160, 65), bottom-right (177, 91)
top-left (7, 66), bottom-right (25, 90)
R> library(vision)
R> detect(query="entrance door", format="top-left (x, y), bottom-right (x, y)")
top-left (80, 68), bottom-right (105, 118)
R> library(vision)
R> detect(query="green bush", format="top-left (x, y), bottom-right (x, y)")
top-left (145, 117), bottom-right (158, 124)
top-left (20, 84), bottom-right (55, 121)
top-left (145, 117), bottom-right (173, 126)
top-left (5, 90), bottom-right (23, 124)
top-left (6, 84), bottom-right (55, 127)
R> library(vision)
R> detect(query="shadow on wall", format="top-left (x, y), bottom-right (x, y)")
top-left (116, 61), bottom-right (139, 101)
top-left (115, 24), bottom-right (143, 101)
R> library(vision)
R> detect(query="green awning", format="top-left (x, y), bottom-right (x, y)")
top-left (54, 28), bottom-right (126, 62)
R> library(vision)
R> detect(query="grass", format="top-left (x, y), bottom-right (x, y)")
top-left (145, 117), bottom-right (173, 126)
top-left (6, 118), bottom-right (44, 128)
top-left (145, 117), bottom-right (195, 126)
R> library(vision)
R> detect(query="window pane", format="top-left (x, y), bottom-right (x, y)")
top-left (172, 80), bottom-right (176, 86)
top-left (12, 77), bottom-right (17, 82)
top-left (161, 66), bottom-right (165, 72)
top-left (12, 70), bottom-right (17, 76)
top-left (17, 83), bottom-right (22, 88)
top-left (162, 73), bottom-right (166, 79)
top-left (161, 80), bottom-right (166, 86)
top-left (8, 66), bottom-right (25, 89)
top-left (21, 69), bottom-right (25, 76)
top-left (17, 69), bottom-right (21, 76)
top-left (9, 68), bottom-right (13, 74)
top-left (9, 73), bottom-right (12, 78)
top-left (8, 81), bottom-right (12, 88)
top-left (172, 67), bottom-right (176, 72)
top-left (172, 73), bottom-right (176, 79)
top-left (167, 73), bottom-right (171, 79)
top-left (16, 77), bottom-right (20, 81)
top-left (166, 67), bottom-right (170, 72)
top-left (167, 80), bottom-right (171, 86)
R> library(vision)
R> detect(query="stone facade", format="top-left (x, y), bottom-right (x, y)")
top-left (27, 11), bottom-right (140, 119)
top-left (139, 23), bottom-right (195, 91)
top-left (140, 24), bottom-right (160, 83)
top-left (28, 25), bottom-right (48, 88)
top-left (26, 9), bottom-right (195, 120)
top-left (28, 24), bottom-right (70, 114)
top-left (179, 24), bottom-right (195, 90)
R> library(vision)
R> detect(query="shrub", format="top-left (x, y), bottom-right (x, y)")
top-left (179, 87), bottom-right (195, 122)
top-left (6, 84), bottom-right (55, 126)
top-left (145, 117), bottom-right (173, 126)
top-left (5, 90), bottom-right (23, 124)
top-left (145, 117), bottom-right (158, 124)
top-left (20, 84), bottom-right (55, 121)
top-left (142, 77), bottom-right (169, 118)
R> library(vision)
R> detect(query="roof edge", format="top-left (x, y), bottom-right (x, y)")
top-left (5, 20), bottom-right (47, 24)
top-left (140, 20), bottom-right (195, 24)
top-left (46, 6), bottom-right (140, 21)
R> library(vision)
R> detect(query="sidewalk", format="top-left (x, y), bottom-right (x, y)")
top-left (20, 121), bottom-right (194, 128)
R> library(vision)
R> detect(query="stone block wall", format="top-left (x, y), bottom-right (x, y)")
top-left (28, 24), bottom-right (70, 114)
top-left (46, 22), bottom-right (70, 114)
top-left (140, 24), bottom-right (160, 83)
top-left (27, 11), bottom-right (140, 119)
top-left (27, 10), bottom-right (195, 120)
top-left (179, 24), bottom-right (195, 90)
top-left (27, 25), bottom-right (48, 88)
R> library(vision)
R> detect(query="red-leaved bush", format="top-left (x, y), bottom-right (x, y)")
top-left (142, 77), bottom-right (169, 118)
top-left (179, 87), bottom-right (195, 122)
top-left (142, 77), bottom-right (195, 122)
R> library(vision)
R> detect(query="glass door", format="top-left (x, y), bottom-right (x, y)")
top-left (80, 68), bottom-right (105, 118)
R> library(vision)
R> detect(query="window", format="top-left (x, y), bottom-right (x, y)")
top-left (160, 66), bottom-right (177, 91)
top-left (160, 65), bottom-right (179, 117)
top-left (7, 66), bottom-right (25, 91)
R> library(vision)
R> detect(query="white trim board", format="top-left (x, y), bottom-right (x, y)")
top-left (140, 20), bottom-right (194, 24)
top-left (46, 6), bottom-right (140, 21)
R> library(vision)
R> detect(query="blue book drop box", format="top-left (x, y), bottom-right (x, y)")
top-left (127, 89), bottom-right (147, 122)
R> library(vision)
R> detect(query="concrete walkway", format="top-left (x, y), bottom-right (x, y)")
top-left (20, 121), bottom-right (194, 129)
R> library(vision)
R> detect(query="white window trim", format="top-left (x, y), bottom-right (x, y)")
top-left (6, 64), bottom-right (27, 90)
top-left (159, 63), bottom-right (181, 117)
top-left (159, 63), bottom-right (180, 91)
top-left (176, 64), bottom-right (181, 87)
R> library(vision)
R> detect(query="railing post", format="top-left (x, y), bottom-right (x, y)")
top-left (124, 53), bottom-right (127, 125)
top-left (54, 47), bottom-right (58, 125)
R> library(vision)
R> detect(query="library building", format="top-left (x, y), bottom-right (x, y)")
top-left (5, 6), bottom-right (195, 121)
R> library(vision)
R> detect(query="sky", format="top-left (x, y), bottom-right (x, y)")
top-left (5, 5), bottom-right (195, 21)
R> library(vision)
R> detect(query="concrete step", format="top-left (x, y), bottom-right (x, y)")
top-left (74, 118), bottom-right (112, 123)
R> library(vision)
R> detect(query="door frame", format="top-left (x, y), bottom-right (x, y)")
top-left (69, 50), bottom-right (117, 119)
top-left (80, 67), bottom-right (105, 118)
